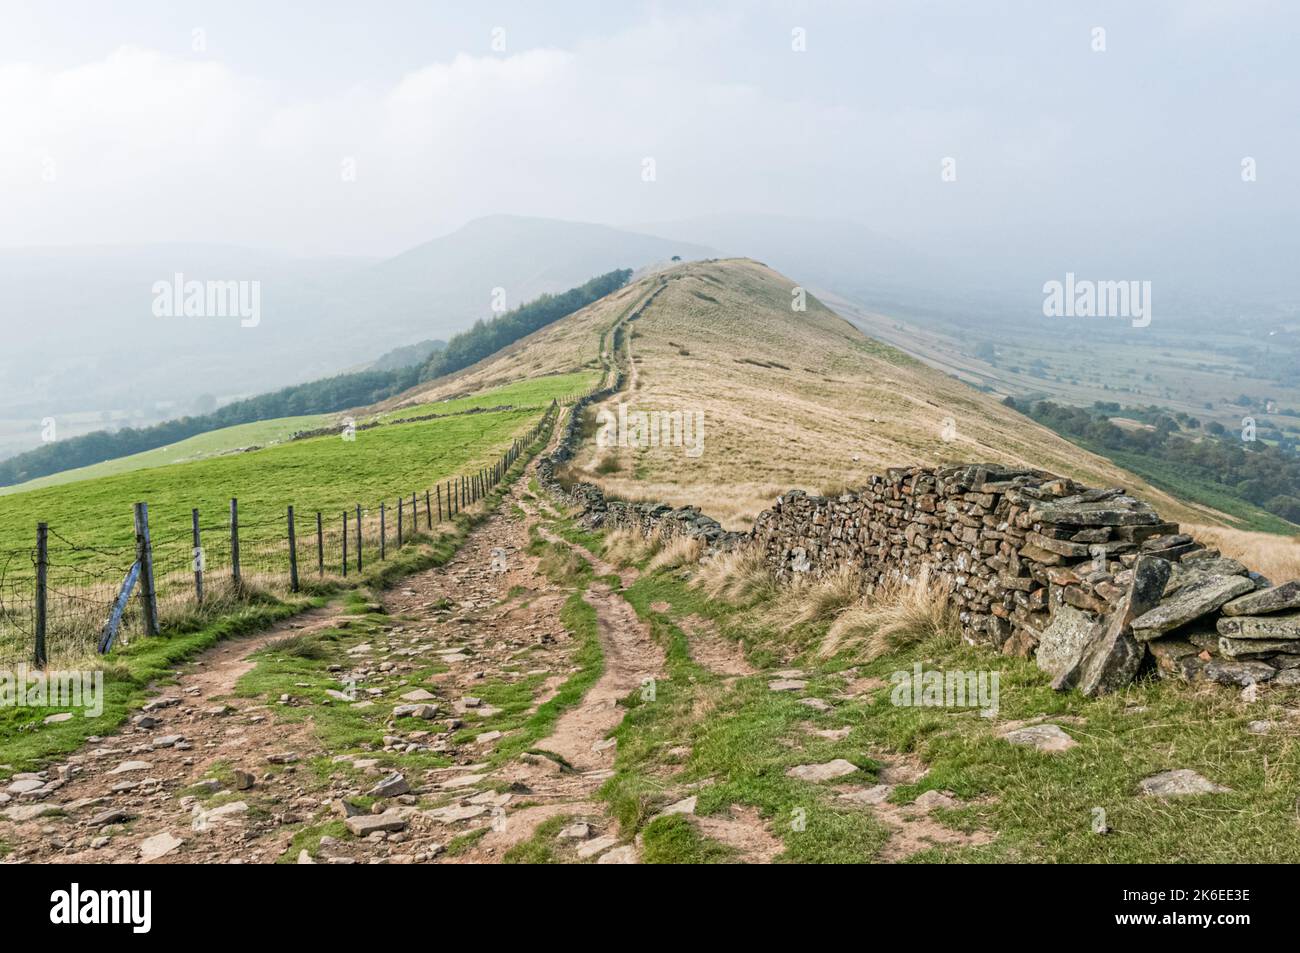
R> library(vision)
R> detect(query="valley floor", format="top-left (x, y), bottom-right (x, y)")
top-left (3, 448), bottom-right (1299, 864)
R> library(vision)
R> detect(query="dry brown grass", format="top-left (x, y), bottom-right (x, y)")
top-left (1186, 524), bottom-right (1300, 584)
top-left (646, 534), bottom-right (702, 573)
top-left (567, 259), bottom-right (1234, 530)
top-left (691, 544), bottom-right (777, 605)
top-left (601, 527), bottom-right (653, 568)
top-left (777, 565), bottom-right (865, 631)
top-left (819, 567), bottom-right (960, 660)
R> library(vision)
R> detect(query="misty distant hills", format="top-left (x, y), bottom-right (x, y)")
top-left (0, 216), bottom-right (713, 458)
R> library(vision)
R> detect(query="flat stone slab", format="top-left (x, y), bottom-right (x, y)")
top-left (786, 759), bottom-right (858, 783)
top-left (438, 773), bottom-right (487, 790)
top-left (345, 811), bottom-right (409, 836)
top-left (798, 698), bottom-right (832, 712)
top-left (838, 784), bottom-right (893, 806)
top-left (1000, 723), bottom-right (1078, 753)
top-left (139, 832), bottom-right (184, 861)
top-left (1139, 769), bottom-right (1230, 798)
top-left (400, 689), bottom-right (437, 702)
top-left (107, 760), bottom-right (151, 775)
top-left (426, 803), bottom-right (486, 824)
top-left (1203, 660), bottom-right (1275, 686)
top-left (596, 845), bottom-right (638, 864)
top-left (1132, 575), bottom-right (1256, 640)
top-left (1223, 581), bottom-right (1300, 616)
top-left (366, 773), bottom-right (411, 798)
top-left (6, 778), bottom-right (44, 794)
top-left (576, 834), bottom-right (619, 859)
top-left (768, 679), bottom-right (807, 692)
top-left (1218, 636), bottom-right (1300, 659)
top-left (655, 796), bottom-right (697, 819)
top-left (1216, 612), bottom-right (1300, 640)
top-left (392, 703), bottom-right (439, 719)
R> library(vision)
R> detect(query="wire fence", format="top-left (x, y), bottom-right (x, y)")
top-left (0, 403), bottom-right (559, 669)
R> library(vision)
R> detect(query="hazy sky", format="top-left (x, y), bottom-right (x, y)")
top-left (2, 0), bottom-right (1296, 258)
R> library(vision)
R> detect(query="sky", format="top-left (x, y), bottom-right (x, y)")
top-left (1, 0), bottom-right (1296, 259)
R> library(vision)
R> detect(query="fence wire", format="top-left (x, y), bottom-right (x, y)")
top-left (1, 404), bottom-right (558, 668)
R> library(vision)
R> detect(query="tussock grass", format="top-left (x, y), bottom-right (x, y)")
top-left (1186, 523), bottom-right (1300, 584)
top-left (819, 566), bottom-right (959, 659)
top-left (777, 565), bottom-right (864, 631)
top-left (690, 544), bottom-right (776, 605)
top-left (645, 534), bottom-right (702, 573)
top-left (602, 527), bottom-right (653, 568)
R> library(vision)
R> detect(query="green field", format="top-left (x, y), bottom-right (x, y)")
top-left (0, 407), bottom-right (541, 578)
top-left (0, 415), bottom-right (329, 496)
top-left (368, 370), bottom-right (596, 424)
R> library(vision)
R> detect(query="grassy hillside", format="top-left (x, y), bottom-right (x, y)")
top-left (547, 259), bottom-right (1238, 530)
top-left (0, 408), bottom-right (539, 578)
top-left (0, 415), bottom-right (328, 495)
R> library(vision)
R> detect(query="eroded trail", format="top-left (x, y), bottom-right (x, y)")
top-left (1, 446), bottom-right (668, 865)
top-left (0, 606), bottom-right (346, 864)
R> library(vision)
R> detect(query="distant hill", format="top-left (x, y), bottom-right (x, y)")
top-left (0, 216), bottom-right (714, 458)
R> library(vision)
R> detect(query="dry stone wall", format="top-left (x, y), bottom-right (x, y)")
top-left (538, 322), bottom-right (1298, 696)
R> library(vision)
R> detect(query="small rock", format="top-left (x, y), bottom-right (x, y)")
top-left (597, 845), bottom-right (638, 864)
top-left (558, 822), bottom-right (591, 840)
top-left (576, 834), bottom-right (619, 859)
top-left (839, 785), bottom-right (893, 806)
top-left (786, 759), bottom-right (858, 783)
top-left (1000, 724), bottom-right (1078, 754)
top-left (367, 773), bottom-right (411, 798)
top-left (911, 790), bottom-right (958, 811)
top-left (1139, 769), bottom-right (1230, 797)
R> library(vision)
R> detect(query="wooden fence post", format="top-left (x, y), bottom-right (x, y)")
top-left (287, 506), bottom-right (299, 593)
top-left (397, 496), bottom-right (404, 546)
top-left (425, 490), bottom-right (432, 529)
top-left (134, 502), bottom-right (160, 636)
top-left (380, 502), bottom-right (386, 560)
top-left (316, 512), bottom-right (324, 576)
top-left (437, 485), bottom-right (443, 522)
top-left (412, 493), bottom-right (418, 532)
top-left (192, 508), bottom-right (203, 604)
top-left (230, 498), bottom-right (241, 589)
top-left (355, 505), bottom-right (363, 572)
top-left (342, 510), bottom-right (349, 577)
top-left (34, 522), bottom-right (47, 668)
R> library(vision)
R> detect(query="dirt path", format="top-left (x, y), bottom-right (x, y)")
top-left (1, 437), bottom-right (681, 865)
top-left (0, 606), bottom-right (345, 864)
